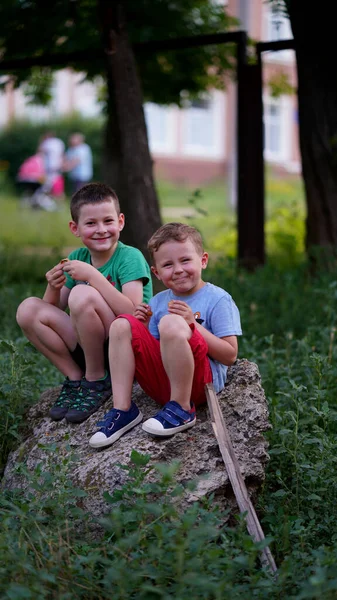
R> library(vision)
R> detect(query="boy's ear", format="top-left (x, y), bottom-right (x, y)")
top-left (118, 213), bottom-right (125, 231)
top-left (151, 265), bottom-right (161, 280)
top-left (69, 221), bottom-right (80, 237)
top-left (201, 252), bottom-right (209, 269)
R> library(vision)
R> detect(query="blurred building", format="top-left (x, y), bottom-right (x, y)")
top-left (0, 0), bottom-right (300, 185)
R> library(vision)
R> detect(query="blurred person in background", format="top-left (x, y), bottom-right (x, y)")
top-left (16, 147), bottom-right (57, 211)
top-left (63, 133), bottom-right (93, 195)
top-left (39, 131), bottom-right (65, 199)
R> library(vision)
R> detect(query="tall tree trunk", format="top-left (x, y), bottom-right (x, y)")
top-left (287, 1), bottom-right (337, 259)
top-left (98, 0), bottom-right (162, 263)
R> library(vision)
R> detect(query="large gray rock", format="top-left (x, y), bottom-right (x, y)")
top-left (1, 359), bottom-right (271, 521)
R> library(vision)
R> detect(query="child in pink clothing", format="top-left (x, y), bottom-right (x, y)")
top-left (17, 152), bottom-right (45, 185)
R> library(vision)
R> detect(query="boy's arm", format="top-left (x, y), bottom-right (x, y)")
top-left (43, 284), bottom-right (70, 310)
top-left (88, 270), bottom-right (143, 314)
top-left (167, 299), bottom-right (238, 366)
top-left (195, 324), bottom-right (238, 366)
top-left (133, 302), bottom-right (153, 328)
top-left (43, 262), bottom-right (71, 310)
top-left (122, 280), bottom-right (146, 307)
top-left (65, 262), bottom-right (142, 314)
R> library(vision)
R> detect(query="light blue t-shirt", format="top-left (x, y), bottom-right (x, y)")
top-left (65, 143), bottom-right (93, 182)
top-left (148, 282), bottom-right (242, 393)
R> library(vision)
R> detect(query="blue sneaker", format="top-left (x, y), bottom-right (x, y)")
top-left (142, 400), bottom-right (196, 437)
top-left (89, 402), bottom-right (143, 448)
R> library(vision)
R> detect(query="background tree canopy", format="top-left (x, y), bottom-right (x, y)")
top-left (3, 0), bottom-right (336, 264)
top-left (0, 0), bottom-right (237, 103)
top-left (0, 0), bottom-right (237, 260)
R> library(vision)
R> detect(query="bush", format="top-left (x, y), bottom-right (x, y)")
top-left (0, 114), bottom-right (104, 190)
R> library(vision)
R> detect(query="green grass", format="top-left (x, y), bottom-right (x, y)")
top-left (0, 169), bottom-right (305, 264)
top-left (6, 171), bottom-right (336, 599)
top-left (0, 196), bottom-right (81, 250)
top-left (158, 170), bottom-right (305, 260)
top-left (2, 252), bottom-right (337, 597)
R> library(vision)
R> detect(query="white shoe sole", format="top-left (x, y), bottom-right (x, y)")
top-left (142, 417), bottom-right (196, 437)
top-left (89, 412), bottom-right (143, 448)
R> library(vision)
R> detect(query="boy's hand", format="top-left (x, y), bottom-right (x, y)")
top-left (168, 300), bottom-right (195, 325)
top-left (134, 303), bottom-right (152, 324)
top-left (46, 263), bottom-right (66, 290)
top-left (62, 260), bottom-right (95, 283)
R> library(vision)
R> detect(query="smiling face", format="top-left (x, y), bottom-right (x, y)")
top-left (151, 238), bottom-right (208, 296)
top-left (69, 200), bottom-right (124, 263)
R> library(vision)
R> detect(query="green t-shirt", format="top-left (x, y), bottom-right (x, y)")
top-left (64, 241), bottom-right (152, 303)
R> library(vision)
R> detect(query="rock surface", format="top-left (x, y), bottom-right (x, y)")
top-left (1, 359), bottom-right (271, 520)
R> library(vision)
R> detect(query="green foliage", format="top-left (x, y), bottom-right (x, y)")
top-left (0, 0), bottom-right (237, 106)
top-left (23, 68), bottom-right (55, 105)
top-left (0, 340), bottom-right (37, 474)
top-left (2, 174), bottom-right (337, 597)
top-left (0, 451), bottom-right (273, 599)
top-left (268, 71), bottom-right (295, 99)
top-left (0, 114), bottom-right (103, 186)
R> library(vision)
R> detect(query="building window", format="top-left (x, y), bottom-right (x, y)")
top-left (263, 96), bottom-right (291, 163)
top-left (266, 102), bottom-right (281, 153)
top-left (263, 6), bottom-right (294, 63)
top-left (144, 103), bottom-right (176, 154)
top-left (14, 89), bottom-right (53, 122)
top-left (181, 91), bottom-right (225, 159)
top-left (73, 73), bottom-right (102, 118)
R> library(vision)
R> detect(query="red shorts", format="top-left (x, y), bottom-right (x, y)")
top-left (116, 314), bottom-right (212, 407)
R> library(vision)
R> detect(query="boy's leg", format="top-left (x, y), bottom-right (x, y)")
top-left (89, 317), bottom-right (145, 448)
top-left (16, 296), bottom-right (84, 420)
top-left (89, 314), bottom-right (211, 446)
top-left (142, 315), bottom-right (212, 436)
top-left (16, 297), bottom-right (82, 379)
top-left (65, 285), bottom-right (114, 423)
top-left (108, 317), bottom-right (136, 410)
top-left (103, 314), bottom-right (206, 408)
top-left (68, 285), bottom-right (115, 381)
top-left (159, 315), bottom-right (194, 412)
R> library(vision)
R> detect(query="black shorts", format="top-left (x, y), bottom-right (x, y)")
top-left (70, 339), bottom-right (110, 373)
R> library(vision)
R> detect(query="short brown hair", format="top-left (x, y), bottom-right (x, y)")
top-left (148, 222), bottom-right (204, 262)
top-left (70, 182), bottom-right (121, 222)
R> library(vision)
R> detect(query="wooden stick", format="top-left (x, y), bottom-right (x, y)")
top-left (205, 383), bottom-right (277, 575)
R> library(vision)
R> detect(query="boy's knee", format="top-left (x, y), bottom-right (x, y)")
top-left (159, 314), bottom-right (190, 340)
top-left (68, 285), bottom-right (99, 313)
top-left (16, 296), bottom-right (41, 327)
top-left (109, 316), bottom-right (132, 339)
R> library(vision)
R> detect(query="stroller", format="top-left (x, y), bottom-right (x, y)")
top-left (16, 153), bottom-right (58, 212)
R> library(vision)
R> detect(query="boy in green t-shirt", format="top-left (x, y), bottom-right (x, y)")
top-left (16, 182), bottom-right (152, 424)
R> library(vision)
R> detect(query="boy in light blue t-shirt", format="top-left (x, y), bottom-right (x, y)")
top-left (89, 222), bottom-right (242, 450)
